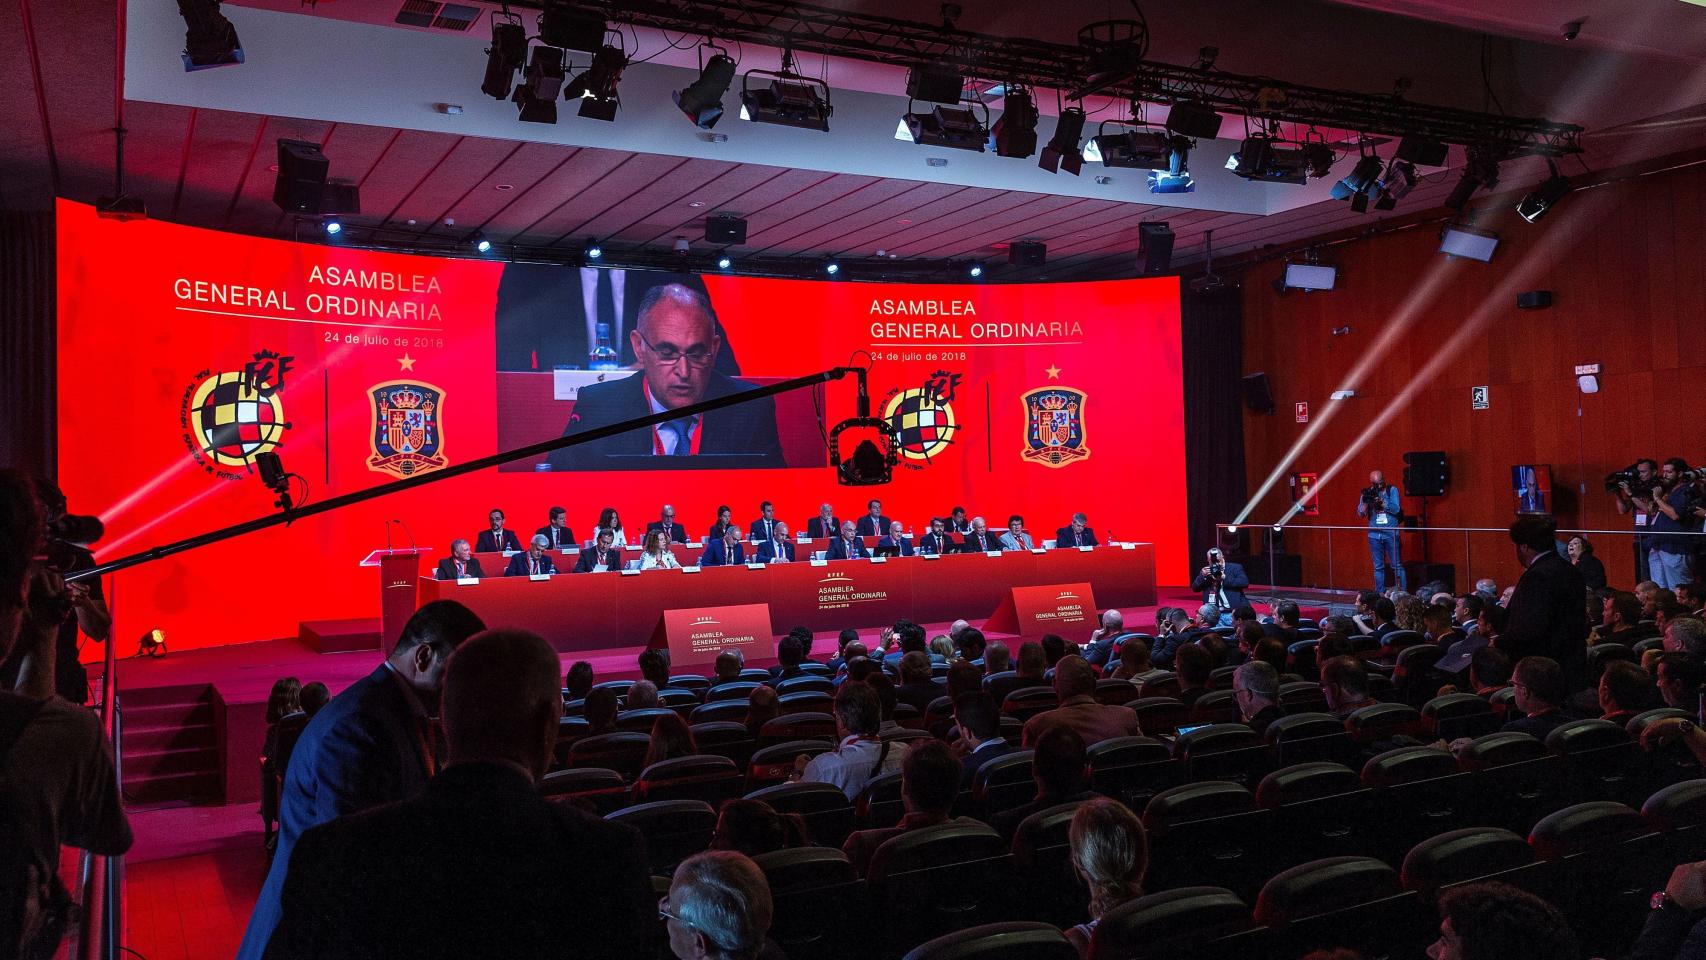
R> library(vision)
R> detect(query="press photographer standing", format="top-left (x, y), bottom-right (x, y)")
top-left (1613, 458), bottom-right (1659, 584)
top-left (1192, 548), bottom-right (1249, 615)
top-left (1648, 458), bottom-right (1701, 590)
top-left (1356, 469), bottom-right (1406, 593)
top-left (0, 479), bottom-right (108, 704)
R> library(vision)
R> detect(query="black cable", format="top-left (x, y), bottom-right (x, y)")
top-left (120, 946), bottom-right (151, 960)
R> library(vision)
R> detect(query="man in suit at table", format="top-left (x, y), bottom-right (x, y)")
top-left (826, 521), bottom-right (870, 561)
top-left (806, 502), bottom-right (841, 540)
top-left (474, 508), bottom-right (523, 553)
top-left (856, 499), bottom-right (893, 538)
top-left (960, 516), bottom-right (997, 554)
top-left (750, 501), bottom-right (781, 544)
top-left (504, 536), bottom-right (559, 577)
top-left (699, 525), bottom-right (747, 567)
top-left (645, 504), bottom-right (689, 544)
top-left (919, 517), bottom-right (956, 556)
top-left (1056, 513), bottom-right (1101, 549)
top-left (234, 601), bottom-right (487, 960)
top-left (434, 539), bottom-right (486, 580)
top-left (534, 506), bottom-right (576, 552)
top-left (877, 521), bottom-right (915, 557)
top-left (757, 522), bottom-right (797, 564)
top-left (573, 528), bottom-right (620, 573)
top-left (543, 284), bottom-right (783, 472)
top-left (998, 515), bottom-right (1035, 551)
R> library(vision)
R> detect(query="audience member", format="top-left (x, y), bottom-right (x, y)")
top-left (1152, 607), bottom-right (1196, 668)
top-left (644, 713), bottom-right (699, 768)
top-left (945, 659), bottom-right (983, 703)
top-left (865, 673), bottom-right (903, 735)
top-left (1233, 661), bottom-right (1283, 737)
top-left (929, 636), bottom-right (956, 661)
top-left (956, 627), bottom-right (988, 664)
top-left (766, 635), bottom-right (808, 686)
top-left (1681, 582), bottom-right (1706, 618)
top-left (983, 641), bottom-right (1013, 675)
top-left (1084, 609), bottom-right (1131, 667)
top-left (1108, 638), bottom-right (1167, 685)
top-left (1318, 632), bottom-right (1355, 664)
top-left (1174, 644), bottom-right (1214, 709)
top-left (895, 652), bottom-right (939, 714)
top-left (1196, 632), bottom-right (1229, 669)
top-left (795, 682), bottom-right (909, 799)
top-left (627, 680), bottom-right (661, 710)
top-left (1320, 656), bottom-right (1378, 719)
top-left (1428, 881), bottom-right (1576, 960)
top-left (1502, 516), bottom-right (1590, 691)
top-left (1272, 601), bottom-right (1303, 643)
top-left (662, 851), bottom-right (777, 960)
top-left (1063, 797), bottom-right (1149, 959)
top-left (828, 628), bottom-right (860, 672)
top-left (1502, 656), bottom-right (1572, 740)
top-left (1597, 660), bottom-right (1651, 725)
top-left (843, 741), bottom-right (974, 876)
top-left (566, 661), bottom-right (595, 699)
top-left (1023, 656), bottom-right (1140, 747)
top-left (639, 648), bottom-right (670, 689)
top-left (299, 681), bottom-right (330, 716)
top-left (713, 650), bottom-right (744, 685)
top-left (1041, 634), bottom-right (1069, 668)
top-left (1394, 594), bottom-right (1427, 634)
top-left (1656, 597), bottom-right (1688, 636)
top-left (989, 642), bottom-right (1049, 704)
top-left (263, 629), bottom-right (651, 960)
top-left (1422, 605), bottom-right (1464, 647)
top-left (744, 686), bottom-right (779, 740)
top-left (1369, 597), bottom-right (1399, 644)
top-left (1467, 647), bottom-right (1514, 697)
top-left (584, 687), bottom-right (620, 736)
top-left (710, 799), bottom-right (809, 858)
top-left (1228, 621), bottom-right (1264, 667)
top-left (991, 726), bottom-right (1092, 841)
top-left (953, 692), bottom-right (1017, 786)
top-left (1567, 535), bottom-right (1608, 592)
top-left (1656, 652), bottom-right (1706, 711)
top-left (883, 620), bottom-right (928, 668)
top-left (1455, 594), bottom-right (1485, 633)
top-left (1667, 617), bottom-right (1706, 658)
top-left (238, 599), bottom-right (486, 960)
top-left (1629, 859), bottom-right (1706, 960)
top-left (261, 677), bottom-right (305, 847)
top-left (1252, 637), bottom-right (1288, 678)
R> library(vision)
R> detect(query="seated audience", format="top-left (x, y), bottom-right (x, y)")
top-left (1667, 617), bottom-right (1706, 658)
top-left (1227, 621), bottom-right (1263, 667)
top-left (1455, 594), bottom-right (1485, 633)
top-left (626, 680), bottom-right (661, 710)
top-left (1272, 601), bottom-right (1304, 643)
top-left (991, 726), bottom-right (1093, 842)
top-left (1084, 609), bottom-right (1132, 668)
top-left (710, 799), bottom-right (810, 858)
top-left (990, 642), bottom-right (1050, 704)
top-left (895, 652), bottom-right (939, 714)
top-left (1041, 634), bottom-right (1069, 668)
top-left (264, 629), bottom-right (651, 960)
top-left (1567, 535), bottom-right (1608, 592)
top-left (713, 650), bottom-right (744, 686)
top-left (583, 688), bottom-right (619, 736)
top-left (638, 648), bottom-right (670, 689)
top-left (1320, 656), bottom-right (1378, 719)
top-left (827, 628), bottom-right (860, 672)
top-left (1196, 632), bottom-right (1229, 669)
top-left (982, 641), bottom-right (1013, 675)
top-left (882, 619), bottom-right (929, 667)
top-left (1022, 656), bottom-right (1141, 747)
top-left (930, 636), bottom-right (956, 661)
top-left (1501, 656), bottom-right (1572, 740)
top-left (261, 677), bottom-right (304, 848)
top-left (956, 627), bottom-right (988, 664)
top-left (1317, 631), bottom-right (1355, 664)
top-left (843, 741), bottom-right (973, 876)
top-left (1428, 881), bottom-right (1576, 960)
top-left (1251, 637), bottom-right (1288, 678)
top-left (765, 636), bottom-right (808, 686)
top-left (864, 673), bottom-right (903, 735)
top-left (1680, 582), bottom-right (1706, 618)
top-left (795, 682), bottom-right (909, 799)
top-left (1233, 661), bottom-right (1283, 736)
top-left (644, 713), bottom-right (698, 769)
top-left (662, 851), bottom-right (776, 960)
top-left (954, 692), bottom-right (1017, 786)
top-left (299, 681), bottom-right (330, 717)
top-left (1598, 660), bottom-right (1652, 726)
top-left (565, 661), bottom-right (595, 701)
top-left (1422, 605), bottom-right (1464, 647)
top-left (1394, 594), bottom-right (1427, 634)
top-left (1108, 637), bottom-right (1167, 684)
top-left (1656, 652), bottom-right (1706, 710)
top-left (1368, 597), bottom-right (1399, 643)
top-left (1064, 797), bottom-right (1149, 959)
top-left (744, 686), bottom-right (779, 740)
top-left (1174, 644), bottom-right (1214, 709)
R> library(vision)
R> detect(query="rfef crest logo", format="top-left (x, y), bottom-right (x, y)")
top-left (883, 370), bottom-right (962, 469)
top-left (179, 349), bottom-right (295, 480)
top-left (367, 380), bottom-right (447, 478)
top-left (1021, 386), bottom-right (1090, 468)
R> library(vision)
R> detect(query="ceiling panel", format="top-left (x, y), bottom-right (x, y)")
top-left (382, 135), bottom-right (524, 230)
top-left (172, 109), bottom-right (267, 229)
top-left (618, 163), bottom-right (794, 246)
top-left (748, 178), bottom-right (944, 256)
top-left (568, 156), bottom-right (738, 249)
top-left (515, 152), bottom-right (695, 247)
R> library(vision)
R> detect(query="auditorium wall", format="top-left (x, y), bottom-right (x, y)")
top-left (1239, 157), bottom-right (1706, 595)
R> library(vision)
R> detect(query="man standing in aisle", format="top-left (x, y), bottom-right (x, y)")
top-left (1356, 469), bottom-right (1406, 593)
top-left (1614, 458), bottom-right (1659, 585)
top-left (1648, 458), bottom-right (1701, 590)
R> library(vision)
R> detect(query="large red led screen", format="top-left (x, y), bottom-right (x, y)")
top-left (55, 199), bottom-right (1187, 651)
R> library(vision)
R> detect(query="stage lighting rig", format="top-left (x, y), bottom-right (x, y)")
top-left (1038, 107), bottom-right (1087, 175)
top-left (674, 45), bottom-right (738, 129)
top-left (903, 100), bottom-right (989, 152)
top-left (513, 46), bottom-right (566, 124)
top-left (538, 0), bottom-right (605, 53)
top-left (990, 87), bottom-right (1039, 158)
top-left (740, 50), bottom-right (833, 132)
top-left (1444, 145), bottom-right (1503, 211)
top-left (178, 0), bottom-right (243, 72)
top-left (1517, 161), bottom-right (1573, 223)
top-left (1226, 135), bottom-right (1322, 185)
top-left (1330, 153), bottom-right (1386, 213)
top-left (1092, 124), bottom-right (1190, 173)
top-left (566, 45), bottom-right (627, 121)
top-left (480, 14), bottom-right (527, 100)
top-left (829, 365), bottom-right (898, 486)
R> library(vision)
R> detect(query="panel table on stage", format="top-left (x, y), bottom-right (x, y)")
top-left (418, 543), bottom-right (1157, 653)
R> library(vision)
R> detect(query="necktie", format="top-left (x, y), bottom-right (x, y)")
top-left (663, 418), bottom-right (693, 456)
top-left (597, 270), bottom-right (619, 351)
top-left (455, 561), bottom-right (465, 577)
top-left (530, 558), bottom-right (538, 575)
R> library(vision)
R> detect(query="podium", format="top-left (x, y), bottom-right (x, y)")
top-left (983, 581), bottom-right (1099, 643)
top-left (362, 549), bottom-right (431, 654)
top-left (649, 602), bottom-right (773, 669)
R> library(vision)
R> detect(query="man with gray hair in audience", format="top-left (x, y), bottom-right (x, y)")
top-left (982, 641), bottom-right (1012, 675)
top-left (1232, 660), bottom-right (1283, 737)
top-left (662, 850), bottom-right (777, 960)
top-left (1083, 609), bottom-right (1131, 668)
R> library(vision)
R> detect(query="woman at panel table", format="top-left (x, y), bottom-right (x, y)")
top-left (708, 504), bottom-right (735, 542)
top-left (574, 528), bottom-right (621, 573)
top-left (595, 506), bottom-right (628, 547)
top-left (638, 529), bottom-right (683, 571)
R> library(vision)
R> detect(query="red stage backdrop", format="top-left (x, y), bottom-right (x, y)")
top-left (55, 199), bottom-right (1187, 652)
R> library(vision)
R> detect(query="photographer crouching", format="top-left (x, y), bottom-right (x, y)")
top-left (0, 470), bottom-right (132, 960)
top-left (1356, 469), bottom-right (1407, 593)
top-left (0, 479), bottom-right (109, 704)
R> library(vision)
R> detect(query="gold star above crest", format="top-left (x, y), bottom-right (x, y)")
top-left (1045, 364), bottom-right (1061, 380)
top-left (398, 353), bottom-right (416, 371)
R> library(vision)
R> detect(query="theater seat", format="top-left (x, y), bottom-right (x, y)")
top-left (894, 702), bottom-right (926, 730)
top-left (668, 674), bottom-right (711, 695)
top-left (593, 679), bottom-right (634, 698)
top-left (634, 754), bottom-right (744, 805)
top-left (1208, 666), bottom-right (1240, 691)
top-left (1256, 762), bottom-right (1372, 866)
top-left (569, 732), bottom-right (651, 780)
top-left (754, 847), bottom-right (866, 960)
top-left (867, 821), bottom-right (1013, 954)
top-left (1379, 629), bottom-right (1426, 654)
top-left (857, 769), bottom-right (905, 829)
top-left (1086, 736), bottom-right (1170, 769)
top-left (739, 668), bottom-right (773, 682)
top-left (1548, 718), bottom-right (1644, 805)
top-left (1392, 644), bottom-right (1445, 706)
top-left (1529, 800), bottom-right (1652, 860)
top-left (689, 700), bottom-right (750, 724)
top-left (1486, 686), bottom-right (1517, 718)
top-left (1278, 680), bottom-right (1330, 715)
top-left (1255, 762), bottom-right (1362, 808)
top-left (539, 766), bottom-right (629, 814)
top-left (1344, 702), bottom-right (1420, 743)
top-left (1003, 687), bottom-right (1059, 721)
top-left (972, 750), bottom-right (1037, 819)
top-left (1400, 827), bottom-right (1535, 901)
top-left (746, 780), bottom-right (855, 848)
top-left (1131, 697), bottom-right (1188, 737)
top-left (925, 696), bottom-right (957, 737)
top-left (1087, 737), bottom-right (1178, 814)
top-left (1644, 779), bottom-right (1706, 864)
top-left (1265, 712), bottom-right (1356, 767)
top-left (690, 721), bottom-right (755, 768)
top-left (1530, 801), bottom-right (1667, 955)
top-left (1361, 746), bottom-right (1475, 862)
top-left (1011, 801), bottom-right (1091, 927)
top-left (1588, 643), bottom-right (1636, 672)
top-left (1255, 856), bottom-right (1402, 923)
top-left (1627, 708), bottom-right (1698, 791)
top-left (777, 690), bottom-right (833, 714)
top-left (901, 922), bottom-right (1078, 960)
top-left (1174, 723), bottom-right (1268, 786)
top-left (553, 717), bottom-right (590, 767)
top-left (1422, 693), bottom-right (1500, 742)
top-left (1254, 856), bottom-right (1427, 959)
top-left (1088, 887), bottom-right (1257, 960)
top-left (1286, 640), bottom-right (1321, 680)
top-left (1187, 690), bottom-right (1241, 725)
top-left (605, 799), bottom-right (717, 873)
top-left (1095, 678), bottom-right (1141, 706)
top-left (616, 706), bottom-right (678, 732)
top-left (758, 712), bottom-right (837, 745)
top-left (1137, 673), bottom-right (1181, 700)
top-left (1142, 781), bottom-right (1271, 899)
top-left (706, 680), bottom-right (763, 702)
top-left (1458, 732), bottom-right (1565, 835)
top-left (746, 740), bottom-right (831, 790)
top-left (777, 675), bottom-right (835, 696)
top-left (799, 662), bottom-right (833, 676)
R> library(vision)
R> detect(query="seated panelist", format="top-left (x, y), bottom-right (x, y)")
top-left (475, 508), bottom-right (524, 553)
top-left (1055, 512), bottom-right (1100, 548)
top-left (573, 529), bottom-right (621, 573)
top-left (533, 506), bottom-right (575, 552)
top-left (750, 501), bottom-right (781, 544)
top-left (855, 499), bottom-right (893, 538)
top-left (699, 525), bottom-right (747, 567)
top-left (434, 539), bottom-right (484, 580)
top-left (645, 504), bottom-right (689, 544)
top-left (504, 535), bottom-right (558, 576)
top-left (876, 522), bottom-right (915, 557)
top-left (707, 504), bottom-right (735, 543)
top-left (959, 517), bottom-right (997, 553)
top-left (637, 530), bottom-right (683, 570)
top-left (757, 522), bottom-right (796, 563)
top-left (806, 503), bottom-right (841, 540)
top-left (998, 515), bottom-right (1035, 552)
top-left (918, 518), bottom-right (956, 556)
top-left (825, 521), bottom-right (870, 561)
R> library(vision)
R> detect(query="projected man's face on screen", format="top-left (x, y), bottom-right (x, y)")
top-left (631, 285), bottom-right (721, 411)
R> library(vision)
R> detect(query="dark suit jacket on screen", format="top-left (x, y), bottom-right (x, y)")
top-left (573, 547), bottom-right (621, 573)
top-left (544, 371), bottom-right (784, 472)
top-left (857, 515), bottom-right (893, 537)
top-left (434, 557), bottom-right (486, 580)
top-left (757, 541), bottom-right (797, 563)
top-left (263, 762), bottom-right (652, 960)
top-left (919, 532), bottom-right (956, 556)
top-left (1502, 551), bottom-right (1590, 689)
top-left (960, 530), bottom-right (997, 553)
top-left (699, 539), bottom-right (747, 567)
top-left (644, 521), bottom-right (690, 544)
top-left (876, 536), bottom-right (915, 557)
top-left (750, 518), bottom-right (782, 543)
top-left (1055, 526), bottom-right (1101, 548)
top-left (533, 524), bottom-right (576, 551)
top-left (504, 553), bottom-right (558, 577)
top-left (826, 536), bottom-right (870, 561)
top-left (807, 516), bottom-right (842, 539)
top-left (474, 529), bottom-right (523, 553)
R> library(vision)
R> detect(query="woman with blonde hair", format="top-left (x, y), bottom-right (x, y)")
top-left (1064, 797), bottom-right (1149, 958)
top-left (1394, 593), bottom-right (1427, 634)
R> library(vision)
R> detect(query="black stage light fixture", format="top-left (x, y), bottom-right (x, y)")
top-left (1227, 136), bottom-right (1313, 185)
top-left (566, 45), bottom-right (626, 121)
top-left (513, 46), bottom-right (566, 124)
top-left (1039, 107), bottom-right (1087, 175)
top-left (1517, 162), bottom-right (1573, 223)
top-left (1094, 129), bottom-right (1189, 171)
top-left (273, 139), bottom-right (329, 214)
top-left (480, 18), bottom-right (528, 100)
top-left (1445, 147), bottom-right (1502, 211)
top-left (1009, 240), bottom-right (1046, 266)
top-left (1395, 135), bottom-right (1449, 167)
top-left (990, 88), bottom-right (1039, 158)
top-left (705, 214), bottom-right (747, 244)
top-left (906, 63), bottom-right (965, 104)
top-left (137, 628), bottom-right (169, 658)
top-left (829, 366), bottom-right (897, 486)
top-left (740, 66), bottom-right (832, 131)
top-left (1330, 154), bottom-right (1385, 212)
top-left (1164, 100), bottom-right (1223, 140)
top-left (538, 0), bottom-right (606, 53)
top-left (904, 103), bottom-right (987, 152)
top-left (178, 0), bottom-right (243, 71)
top-left (1137, 221), bottom-right (1174, 275)
top-left (674, 50), bottom-right (738, 129)
top-left (1374, 160), bottom-right (1417, 210)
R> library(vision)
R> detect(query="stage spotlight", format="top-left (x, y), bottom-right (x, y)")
top-left (480, 18), bottom-right (527, 100)
top-left (990, 88), bottom-right (1039, 158)
top-left (1226, 525), bottom-right (1238, 534)
top-left (137, 628), bottom-right (168, 658)
top-left (717, 255), bottom-right (732, 270)
top-left (566, 45), bottom-right (626, 121)
top-left (1226, 136), bottom-right (1316, 185)
top-left (1094, 130), bottom-right (1191, 172)
top-left (1164, 100), bottom-right (1223, 140)
top-left (903, 103), bottom-right (988, 152)
top-left (1331, 154), bottom-right (1385, 211)
top-left (472, 232), bottom-right (492, 254)
top-left (323, 220), bottom-right (342, 236)
top-left (674, 50), bottom-right (738, 129)
top-left (1517, 162), bottom-right (1573, 223)
top-left (825, 260), bottom-right (840, 276)
top-left (1445, 147), bottom-right (1502, 211)
top-left (513, 46), bottom-right (566, 124)
top-left (1374, 160), bottom-right (1417, 210)
top-left (968, 262), bottom-right (984, 278)
top-left (178, 0), bottom-right (244, 71)
top-left (584, 240), bottom-right (603, 260)
top-left (1039, 107), bottom-right (1087, 175)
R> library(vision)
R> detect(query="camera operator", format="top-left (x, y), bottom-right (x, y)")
top-left (1648, 458), bottom-right (1703, 590)
top-left (1355, 469), bottom-right (1407, 593)
top-left (0, 471), bottom-right (132, 960)
top-left (1191, 548), bottom-right (1249, 620)
top-left (1612, 458), bottom-right (1659, 584)
top-left (0, 479), bottom-right (108, 704)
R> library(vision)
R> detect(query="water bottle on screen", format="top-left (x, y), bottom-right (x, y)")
top-left (589, 322), bottom-right (620, 371)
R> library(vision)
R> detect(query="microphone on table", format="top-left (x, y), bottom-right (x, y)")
top-left (394, 519), bottom-right (418, 551)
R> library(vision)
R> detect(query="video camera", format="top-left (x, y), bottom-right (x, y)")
top-left (1360, 485), bottom-right (1385, 508)
top-left (1605, 464), bottom-right (1644, 493)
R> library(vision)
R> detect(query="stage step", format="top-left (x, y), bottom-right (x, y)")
top-left (122, 768), bottom-right (221, 804)
top-left (119, 684), bottom-right (221, 804)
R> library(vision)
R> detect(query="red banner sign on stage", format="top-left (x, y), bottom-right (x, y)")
top-left (984, 581), bottom-right (1099, 642)
top-left (653, 602), bottom-right (774, 669)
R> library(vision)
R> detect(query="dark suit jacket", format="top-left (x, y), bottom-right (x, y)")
top-left (504, 553), bottom-right (558, 577)
top-left (991, 791), bottom-right (1096, 842)
top-left (1502, 551), bottom-right (1589, 689)
top-left (644, 521), bottom-right (690, 543)
top-left (807, 516), bottom-right (842, 539)
top-left (572, 546), bottom-right (620, 573)
top-left (474, 529), bottom-right (523, 553)
top-left (749, 518), bottom-right (781, 543)
top-left (237, 666), bottom-right (433, 960)
top-left (700, 539), bottom-right (746, 567)
top-left (434, 556), bottom-right (485, 580)
top-left (1502, 710), bottom-right (1574, 741)
top-left (857, 515), bottom-right (893, 537)
top-left (919, 532), bottom-right (956, 556)
top-left (960, 530), bottom-right (998, 554)
top-left (1191, 562), bottom-right (1250, 611)
top-left (1246, 704), bottom-right (1284, 738)
top-left (895, 681), bottom-right (940, 714)
top-left (544, 371), bottom-right (784, 471)
top-left (533, 524), bottom-right (576, 551)
top-left (756, 541), bottom-right (796, 564)
top-left (960, 739), bottom-right (1021, 787)
top-left (876, 536), bottom-right (915, 557)
top-left (264, 762), bottom-right (652, 960)
top-left (826, 536), bottom-right (870, 561)
top-left (1576, 553), bottom-right (1608, 592)
top-left (1055, 526), bottom-right (1101, 548)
